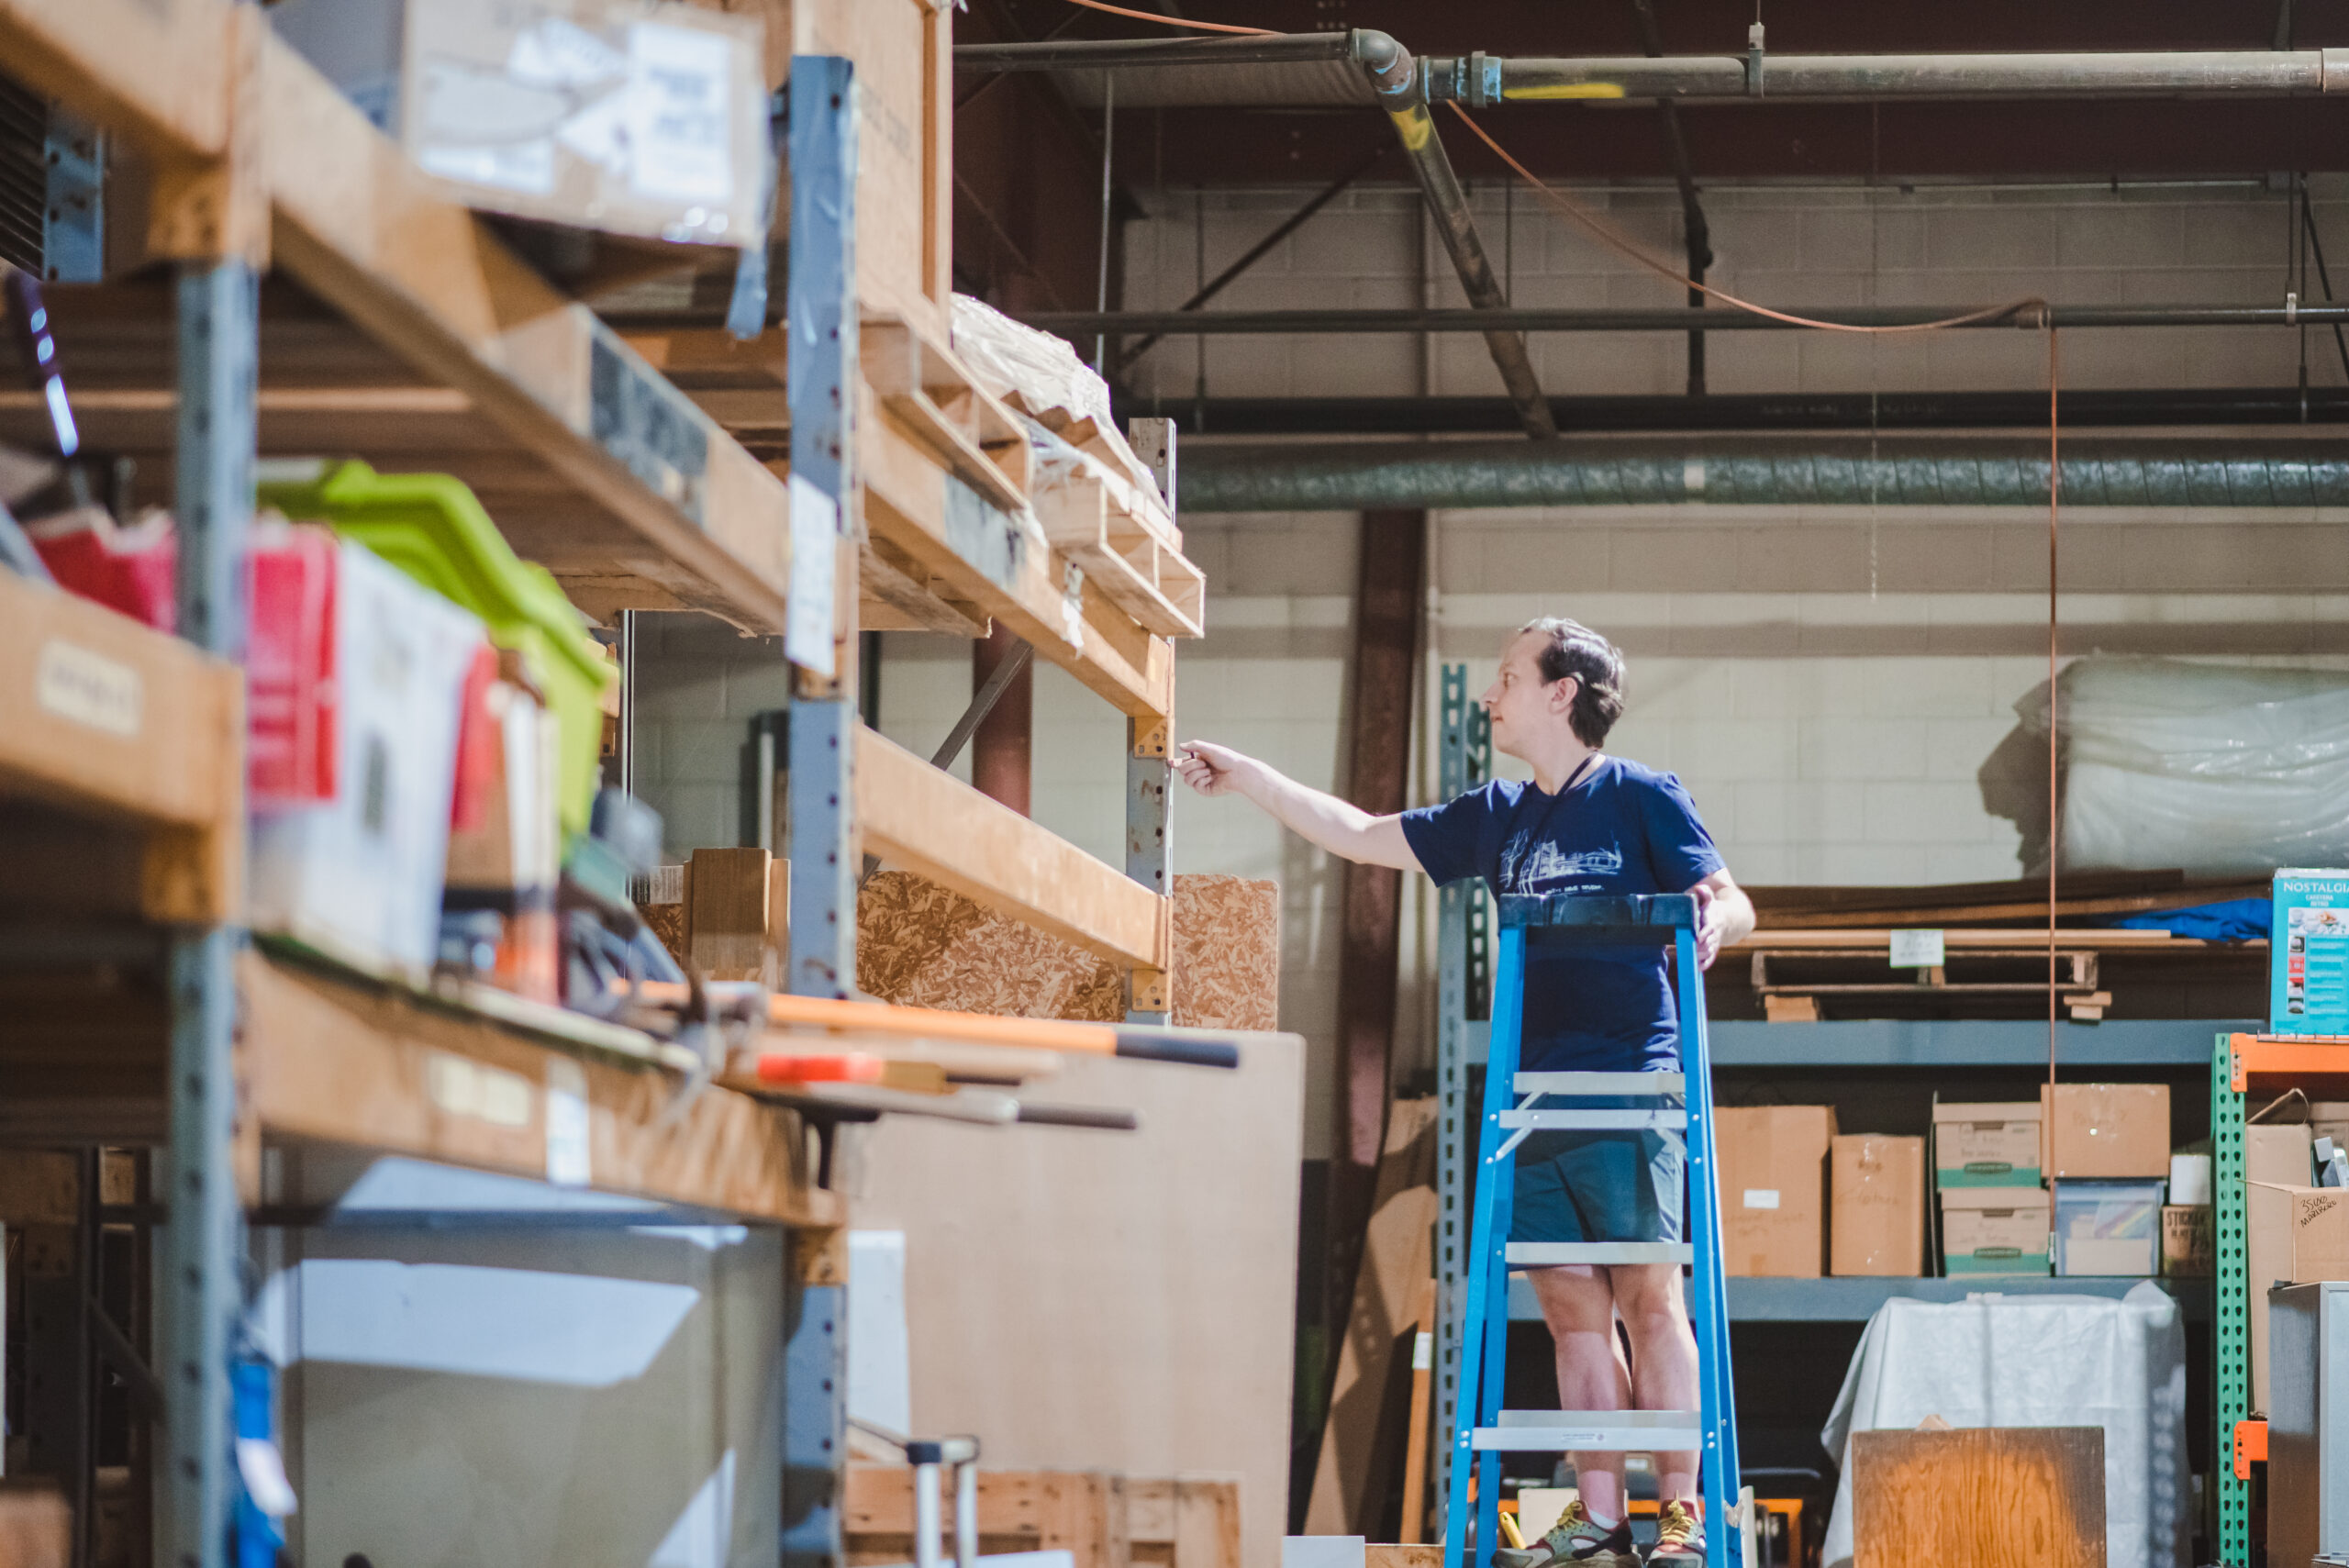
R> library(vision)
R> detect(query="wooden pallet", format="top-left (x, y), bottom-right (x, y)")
top-left (1035, 466), bottom-right (1205, 639)
top-left (863, 311), bottom-right (1034, 513)
top-left (846, 1468), bottom-right (1240, 1568)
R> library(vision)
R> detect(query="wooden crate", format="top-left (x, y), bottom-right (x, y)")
top-left (846, 1468), bottom-right (1239, 1568)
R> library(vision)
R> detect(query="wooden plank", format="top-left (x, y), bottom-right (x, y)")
top-left (857, 728), bottom-right (1166, 969)
top-left (0, 573), bottom-right (244, 922)
top-left (1173, 1480), bottom-right (1243, 1568)
top-left (1730, 928), bottom-right (2231, 953)
top-left (1307, 1099), bottom-right (1439, 1536)
top-left (0, 0), bottom-right (228, 163)
top-left (1397, 1278), bottom-right (1438, 1543)
top-left (240, 951), bottom-right (840, 1228)
top-left (1851, 1427), bottom-right (2106, 1568)
top-left (1033, 473), bottom-right (1205, 639)
top-left (861, 384), bottom-right (1174, 720)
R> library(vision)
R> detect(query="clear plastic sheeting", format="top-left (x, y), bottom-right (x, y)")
top-left (1818, 1284), bottom-right (2189, 1568)
top-left (951, 293), bottom-right (1116, 433)
top-left (950, 294), bottom-right (1165, 505)
top-left (2021, 656), bottom-right (2349, 876)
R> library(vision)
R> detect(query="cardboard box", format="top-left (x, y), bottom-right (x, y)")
top-left (2162, 1206), bottom-right (2213, 1277)
top-left (1831, 1134), bottom-right (1924, 1277)
top-left (2041, 1083), bottom-right (2171, 1179)
top-left (2247, 1122), bottom-right (2316, 1188)
top-left (2273, 870), bottom-right (2349, 1033)
top-left (1932, 1101), bottom-right (2043, 1188)
top-left (2247, 1183), bottom-right (2349, 1413)
top-left (1718, 1106), bottom-right (1838, 1277)
top-left (1941, 1187), bottom-right (2052, 1276)
top-left (271, 0), bottom-right (768, 251)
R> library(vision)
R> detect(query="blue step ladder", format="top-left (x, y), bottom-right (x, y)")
top-left (1442, 893), bottom-right (1753, 1568)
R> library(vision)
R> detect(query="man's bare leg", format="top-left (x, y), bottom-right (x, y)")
top-left (1526, 1266), bottom-right (1633, 1520)
top-left (1612, 1262), bottom-right (1702, 1514)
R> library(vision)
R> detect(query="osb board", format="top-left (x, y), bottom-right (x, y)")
top-left (850, 1035), bottom-right (1304, 1568)
top-left (857, 873), bottom-right (1278, 1029)
top-left (1851, 1427), bottom-right (2106, 1568)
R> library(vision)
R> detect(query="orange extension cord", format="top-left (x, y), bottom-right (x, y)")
top-left (1054, 0), bottom-right (2067, 1071)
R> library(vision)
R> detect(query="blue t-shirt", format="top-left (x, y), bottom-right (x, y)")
top-left (1399, 757), bottom-right (1725, 1073)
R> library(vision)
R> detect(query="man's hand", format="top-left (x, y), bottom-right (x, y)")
top-left (1692, 879), bottom-right (1724, 970)
top-left (1175, 740), bottom-right (1258, 799)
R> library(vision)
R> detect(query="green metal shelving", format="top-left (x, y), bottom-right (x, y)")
top-left (2213, 1030), bottom-right (2252, 1568)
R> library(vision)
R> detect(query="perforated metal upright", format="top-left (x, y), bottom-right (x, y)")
top-left (782, 53), bottom-right (858, 1568)
top-left (1442, 894), bottom-right (1744, 1568)
top-left (159, 259), bottom-right (256, 1568)
top-left (1432, 663), bottom-right (1493, 1532)
top-left (2212, 1031), bottom-right (2252, 1568)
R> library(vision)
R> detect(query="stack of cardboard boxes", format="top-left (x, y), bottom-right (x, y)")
top-left (1716, 1084), bottom-right (2183, 1281)
top-left (2247, 1115), bottom-right (2349, 1413)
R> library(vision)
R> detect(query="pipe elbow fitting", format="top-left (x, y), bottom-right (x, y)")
top-left (1349, 28), bottom-right (1421, 106)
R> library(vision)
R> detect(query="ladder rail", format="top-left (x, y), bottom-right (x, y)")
top-left (1677, 923), bottom-right (1743, 1560)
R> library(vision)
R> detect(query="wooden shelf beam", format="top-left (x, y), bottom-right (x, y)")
top-left (239, 954), bottom-right (840, 1226)
top-left (857, 727), bottom-right (1167, 969)
top-left (0, 573), bottom-right (243, 922)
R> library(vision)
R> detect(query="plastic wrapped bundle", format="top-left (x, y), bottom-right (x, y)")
top-left (2020, 656), bottom-right (2349, 875)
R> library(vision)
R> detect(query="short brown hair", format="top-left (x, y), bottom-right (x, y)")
top-left (1513, 617), bottom-right (1627, 747)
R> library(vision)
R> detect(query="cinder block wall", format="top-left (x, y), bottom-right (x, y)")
top-left (1119, 179), bottom-right (2345, 400)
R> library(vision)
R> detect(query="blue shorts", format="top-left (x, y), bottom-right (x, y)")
top-left (1509, 1129), bottom-right (1685, 1247)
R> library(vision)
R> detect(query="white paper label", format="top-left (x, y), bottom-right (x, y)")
top-left (37, 639), bottom-right (142, 738)
top-left (1889, 928), bottom-right (1946, 968)
top-left (235, 1438), bottom-right (299, 1518)
top-left (545, 1058), bottom-right (592, 1188)
top-left (1061, 561), bottom-right (1086, 648)
top-left (785, 473), bottom-right (840, 675)
top-left (628, 23), bottom-right (733, 206)
top-left (426, 1054), bottom-right (533, 1129)
top-left (1411, 1330), bottom-right (1433, 1371)
top-left (1742, 1188), bottom-right (1781, 1210)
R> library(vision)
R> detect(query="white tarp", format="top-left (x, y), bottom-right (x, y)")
top-left (2020, 656), bottom-right (2349, 876)
top-left (1818, 1284), bottom-right (2188, 1568)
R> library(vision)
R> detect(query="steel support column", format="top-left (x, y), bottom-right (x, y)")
top-left (783, 1241), bottom-right (848, 1568)
top-left (1126, 417), bottom-right (1176, 1026)
top-left (786, 54), bottom-right (860, 1003)
top-left (40, 106), bottom-right (102, 284)
top-left (160, 259), bottom-right (255, 1568)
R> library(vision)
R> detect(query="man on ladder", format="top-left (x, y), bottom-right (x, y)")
top-left (1177, 617), bottom-right (1754, 1568)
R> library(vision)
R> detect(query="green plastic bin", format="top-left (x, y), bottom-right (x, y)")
top-left (255, 460), bottom-right (613, 836)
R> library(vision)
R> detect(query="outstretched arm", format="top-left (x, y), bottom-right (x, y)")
top-left (1175, 740), bottom-right (1425, 872)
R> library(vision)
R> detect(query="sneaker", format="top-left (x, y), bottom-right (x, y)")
top-left (1646, 1500), bottom-right (1706, 1567)
top-left (1495, 1501), bottom-right (1639, 1568)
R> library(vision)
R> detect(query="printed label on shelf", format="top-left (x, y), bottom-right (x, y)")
top-left (786, 474), bottom-right (840, 675)
top-left (1889, 928), bottom-right (1945, 968)
top-left (1742, 1188), bottom-right (1782, 1210)
top-left (1412, 1330), bottom-right (1433, 1371)
top-left (628, 23), bottom-right (733, 206)
top-left (426, 1053), bottom-right (532, 1129)
top-left (545, 1057), bottom-right (593, 1187)
top-left (36, 638), bottom-right (141, 739)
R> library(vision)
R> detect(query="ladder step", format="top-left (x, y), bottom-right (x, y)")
top-left (1506, 1242), bottom-right (1694, 1266)
top-left (1514, 1072), bottom-right (1685, 1096)
top-left (1497, 1109), bottom-right (1687, 1131)
top-left (1473, 1409), bottom-right (1705, 1451)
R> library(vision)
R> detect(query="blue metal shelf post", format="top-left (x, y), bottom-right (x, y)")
top-left (160, 258), bottom-right (256, 1568)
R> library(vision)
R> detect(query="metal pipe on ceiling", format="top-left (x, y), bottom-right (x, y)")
top-left (1029, 302), bottom-right (2349, 335)
top-left (1141, 386), bottom-right (2349, 436)
top-left (1176, 437), bottom-right (2349, 512)
top-left (953, 32), bottom-right (2349, 108)
top-left (1350, 31), bottom-right (1555, 439)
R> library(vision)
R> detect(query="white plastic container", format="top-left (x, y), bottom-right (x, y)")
top-left (249, 540), bottom-right (484, 978)
top-left (2053, 1178), bottom-right (2167, 1277)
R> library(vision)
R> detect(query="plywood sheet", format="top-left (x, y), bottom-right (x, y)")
top-left (1851, 1427), bottom-right (2106, 1568)
top-left (850, 1034), bottom-right (1304, 1568)
top-left (857, 872), bottom-right (1278, 1030)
